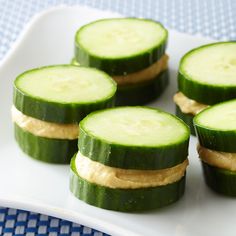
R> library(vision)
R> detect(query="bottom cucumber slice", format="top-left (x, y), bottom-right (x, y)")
top-left (14, 123), bottom-right (77, 164)
top-left (70, 156), bottom-right (185, 212)
top-left (115, 70), bottom-right (168, 106)
top-left (202, 161), bottom-right (236, 197)
top-left (175, 105), bottom-right (195, 135)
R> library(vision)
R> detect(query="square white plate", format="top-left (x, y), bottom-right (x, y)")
top-left (0, 5), bottom-right (234, 236)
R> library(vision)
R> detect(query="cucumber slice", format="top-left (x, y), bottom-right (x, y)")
top-left (79, 107), bottom-right (190, 170)
top-left (75, 18), bottom-right (167, 75)
top-left (115, 70), bottom-right (168, 106)
top-left (202, 162), bottom-right (236, 197)
top-left (14, 65), bottom-right (116, 123)
top-left (14, 123), bottom-right (77, 164)
top-left (194, 99), bottom-right (236, 152)
top-left (178, 42), bottom-right (236, 104)
top-left (70, 156), bottom-right (185, 211)
top-left (175, 105), bottom-right (195, 135)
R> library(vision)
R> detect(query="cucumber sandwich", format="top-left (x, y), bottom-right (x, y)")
top-left (174, 42), bottom-right (236, 134)
top-left (70, 107), bottom-right (190, 211)
top-left (12, 65), bottom-right (116, 163)
top-left (72, 18), bottom-right (169, 105)
top-left (194, 99), bottom-right (236, 196)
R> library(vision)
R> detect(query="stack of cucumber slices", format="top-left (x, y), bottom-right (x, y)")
top-left (72, 18), bottom-right (169, 106)
top-left (12, 65), bottom-right (116, 163)
top-left (174, 42), bottom-right (236, 135)
top-left (194, 100), bottom-right (236, 196)
top-left (70, 107), bottom-right (190, 211)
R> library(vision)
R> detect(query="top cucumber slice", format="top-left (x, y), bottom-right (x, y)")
top-left (75, 18), bottom-right (167, 75)
top-left (79, 106), bottom-right (190, 170)
top-left (14, 65), bottom-right (116, 123)
top-left (178, 42), bottom-right (236, 104)
top-left (194, 99), bottom-right (236, 152)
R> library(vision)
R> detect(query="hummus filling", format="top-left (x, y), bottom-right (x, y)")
top-left (12, 106), bottom-right (79, 140)
top-left (173, 92), bottom-right (208, 115)
top-left (75, 152), bottom-right (188, 189)
top-left (113, 54), bottom-right (168, 86)
top-left (197, 145), bottom-right (236, 171)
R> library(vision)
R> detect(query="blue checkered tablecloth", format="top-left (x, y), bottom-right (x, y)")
top-left (0, 208), bottom-right (108, 236)
top-left (0, 0), bottom-right (235, 235)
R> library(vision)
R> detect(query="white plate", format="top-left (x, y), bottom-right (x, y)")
top-left (0, 5), bottom-right (233, 236)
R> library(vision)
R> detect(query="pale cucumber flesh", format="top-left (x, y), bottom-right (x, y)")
top-left (15, 66), bottom-right (116, 104)
top-left (76, 18), bottom-right (167, 58)
top-left (181, 42), bottom-right (236, 86)
top-left (80, 107), bottom-right (189, 147)
top-left (195, 99), bottom-right (236, 130)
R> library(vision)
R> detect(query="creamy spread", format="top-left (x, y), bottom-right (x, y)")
top-left (173, 92), bottom-right (208, 115)
top-left (75, 152), bottom-right (188, 189)
top-left (12, 106), bottom-right (79, 139)
top-left (197, 145), bottom-right (236, 171)
top-left (113, 54), bottom-right (168, 86)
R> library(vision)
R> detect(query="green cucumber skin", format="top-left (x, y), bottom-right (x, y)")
top-left (75, 18), bottom-right (167, 76)
top-left (115, 70), bottom-right (169, 106)
top-left (175, 105), bottom-right (195, 135)
top-left (14, 123), bottom-right (77, 164)
top-left (75, 41), bottom-right (166, 76)
top-left (14, 86), bottom-right (115, 124)
top-left (202, 161), bottom-right (236, 197)
top-left (178, 71), bottom-right (236, 105)
top-left (79, 124), bottom-right (189, 171)
top-left (70, 156), bottom-right (185, 212)
top-left (194, 122), bottom-right (236, 152)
